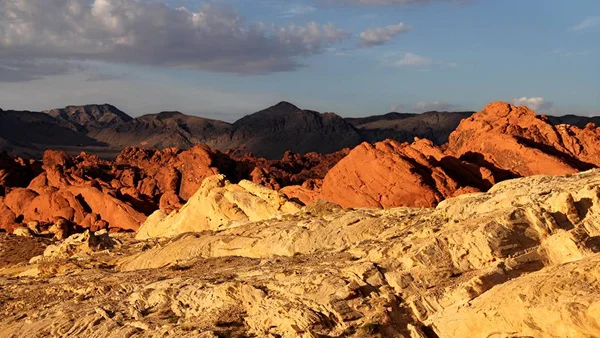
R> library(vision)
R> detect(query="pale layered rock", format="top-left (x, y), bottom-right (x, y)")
top-left (34, 230), bottom-right (118, 261)
top-left (2, 170), bottom-right (600, 337)
top-left (118, 170), bottom-right (600, 337)
top-left (136, 175), bottom-right (302, 239)
top-left (430, 254), bottom-right (600, 337)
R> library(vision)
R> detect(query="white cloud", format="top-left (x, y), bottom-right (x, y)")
top-left (360, 23), bottom-right (412, 47)
top-left (511, 97), bottom-right (554, 112)
top-left (569, 16), bottom-right (600, 32)
top-left (281, 4), bottom-right (317, 17)
top-left (394, 53), bottom-right (433, 67)
top-left (415, 101), bottom-right (461, 111)
top-left (0, 0), bottom-right (346, 81)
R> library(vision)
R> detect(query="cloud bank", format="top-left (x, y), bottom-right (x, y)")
top-left (0, 0), bottom-right (346, 81)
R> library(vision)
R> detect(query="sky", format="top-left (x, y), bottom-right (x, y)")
top-left (0, 0), bottom-right (598, 121)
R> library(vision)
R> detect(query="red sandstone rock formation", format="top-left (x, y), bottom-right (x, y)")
top-left (447, 101), bottom-right (600, 177)
top-left (115, 145), bottom-right (238, 201)
top-left (321, 139), bottom-right (488, 208)
top-left (233, 150), bottom-right (349, 190)
top-left (0, 145), bottom-right (345, 232)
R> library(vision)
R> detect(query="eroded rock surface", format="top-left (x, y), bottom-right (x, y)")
top-left (2, 170), bottom-right (600, 337)
top-left (136, 175), bottom-right (302, 239)
top-left (321, 139), bottom-right (490, 208)
top-left (448, 101), bottom-right (600, 176)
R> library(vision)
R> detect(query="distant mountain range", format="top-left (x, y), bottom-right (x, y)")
top-left (1, 102), bottom-right (598, 159)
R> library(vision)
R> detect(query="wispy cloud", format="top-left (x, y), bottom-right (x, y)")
top-left (385, 52), bottom-right (457, 68)
top-left (389, 101), bottom-right (462, 112)
top-left (394, 52), bottom-right (433, 67)
top-left (415, 101), bottom-right (461, 111)
top-left (281, 4), bottom-right (317, 17)
top-left (569, 16), bottom-right (600, 32)
top-left (511, 97), bottom-right (554, 112)
top-left (261, 1), bottom-right (317, 17)
top-left (359, 23), bottom-right (412, 47)
top-left (550, 49), bottom-right (591, 57)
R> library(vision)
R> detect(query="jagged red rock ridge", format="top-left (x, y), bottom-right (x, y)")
top-left (1, 101), bottom-right (600, 233)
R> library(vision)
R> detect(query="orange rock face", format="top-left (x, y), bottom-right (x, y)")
top-left (447, 101), bottom-right (600, 176)
top-left (116, 145), bottom-right (238, 201)
top-left (321, 139), bottom-right (489, 208)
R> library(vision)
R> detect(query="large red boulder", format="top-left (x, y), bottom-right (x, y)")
top-left (321, 139), bottom-right (486, 208)
top-left (0, 197), bottom-right (18, 232)
top-left (4, 188), bottom-right (39, 217)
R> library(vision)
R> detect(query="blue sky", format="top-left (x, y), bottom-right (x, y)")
top-left (0, 0), bottom-right (598, 120)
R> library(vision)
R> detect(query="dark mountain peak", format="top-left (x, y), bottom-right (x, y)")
top-left (258, 101), bottom-right (301, 116)
top-left (272, 101), bottom-right (299, 111)
top-left (233, 102), bottom-right (303, 127)
top-left (44, 104), bottom-right (133, 130)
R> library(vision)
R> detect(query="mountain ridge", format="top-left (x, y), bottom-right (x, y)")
top-left (1, 101), bottom-right (599, 160)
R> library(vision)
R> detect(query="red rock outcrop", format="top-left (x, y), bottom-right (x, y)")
top-left (321, 102), bottom-right (600, 210)
top-left (447, 101), bottom-right (600, 176)
top-left (280, 181), bottom-right (322, 205)
top-left (0, 145), bottom-right (346, 232)
top-left (234, 150), bottom-right (349, 190)
top-left (15, 151), bottom-right (147, 231)
top-left (321, 139), bottom-right (490, 208)
top-left (116, 145), bottom-right (239, 201)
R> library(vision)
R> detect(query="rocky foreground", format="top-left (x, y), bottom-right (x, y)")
top-left (2, 170), bottom-right (600, 337)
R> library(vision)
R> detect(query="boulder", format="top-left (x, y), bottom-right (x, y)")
top-left (136, 175), bottom-right (302, 239)
top-left (4, 188), bottom-right (39, 217)
top-left (37, 230), bottom-right (117, 260)
top-left (321, 139), bottom-right (486, 208)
